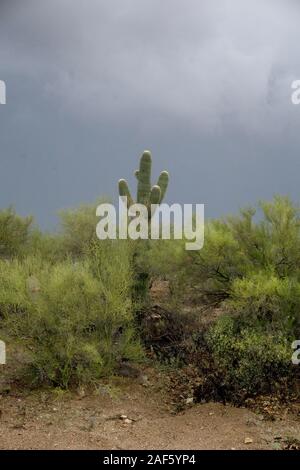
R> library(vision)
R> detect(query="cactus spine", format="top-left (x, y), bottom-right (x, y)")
top-left (118, 150), bottom-right (169, 215)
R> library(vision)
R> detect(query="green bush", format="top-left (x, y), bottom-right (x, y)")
top-left (58, 199), bottom-right (108, 258)
top-left (163, 196), bottom-right (300, 401)
top-left (27, 230), bottom-right (67, 263)
top-left (187, 196), bottom-right (300, 304)
top-left (0, 207), bottom-right (33, 259)
top-left (229, 273), bottom-right (300, 334)
top-left (1, 196), bottom-right (299, 401)
top-left (204, 272), bottom-right (300, 397)
top-left (0, 259), bottom-right (30, 317)
top-left (186, 219), bottom-right (247, 303)
top-left (24, 199), bottom-right (111, 263)
top-left (206, 315), bottom-right (294, 396)
top-left (2, 240), bottom-right (143, 388)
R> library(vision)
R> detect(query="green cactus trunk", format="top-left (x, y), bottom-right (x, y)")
top-left (118, 150), bottom-right (169, 304)
top-left (136, 151), bottom-right (152, 206)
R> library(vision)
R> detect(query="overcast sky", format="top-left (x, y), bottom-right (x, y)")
top-left (0, 0), bottom-right (300, 228)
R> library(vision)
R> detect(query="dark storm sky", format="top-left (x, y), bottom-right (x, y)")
top-left (0, 0), bottom-right (300, 228)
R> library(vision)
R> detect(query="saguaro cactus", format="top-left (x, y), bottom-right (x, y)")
top-left (118, 150), bottom-right (169, 303)
top-left (118, 150), bottom-right (169, 215)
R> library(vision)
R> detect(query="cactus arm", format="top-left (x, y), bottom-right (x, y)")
top-left (137, 150), bottom-right (152, 205)
top-left (118, 179), bottom-right (134, 208)
top-left (119, 151), bottom-right (169, 213)
top-left (157, 171), bottom-right (169, 203)
top-left (150, 185), bottom-right (161, 205)
top-left (149, 185), bottom-right (161, 219)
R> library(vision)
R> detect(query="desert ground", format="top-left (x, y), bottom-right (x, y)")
top-left (0, 369), bottom-right (299, 450)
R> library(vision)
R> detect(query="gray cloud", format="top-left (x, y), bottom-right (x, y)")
top-left (0, 0), bottom-right (300, 226)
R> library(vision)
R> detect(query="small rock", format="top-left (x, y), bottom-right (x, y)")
top-left (244, 437), bottom-right (253, 444)
top-left (123, 418), bottom-right (133, 424)
top-left (185, 397), bottom-right (194, 405)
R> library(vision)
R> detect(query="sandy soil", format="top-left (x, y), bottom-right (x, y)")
top-left (0, 375), bottom-right (299, 450)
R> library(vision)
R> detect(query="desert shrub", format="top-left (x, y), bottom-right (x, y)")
top-left (208, 272), bottom-right (299, 396)
top-left (186, 196), bottom-right (300, 304)
top-left (58, 199), bottom-right (108, 258)
top-left (0, 207), bottom-right (33, 259)
top-left (0, 259), bottom-right (30, 317)
top-left (151, 197), bottom-right (300, 402)
top-left (27, 229), bottom-right (67, 263)
top-left (229, 273), bottom-right (300, 334)
top-left (206, 315), bottom-right (295, 396)
top-left (129, 237), bottom-right (188, 311)
top-left (185, 219), bottom-right (248, 303)
top-left (2, 240), bottom-right (143, 388)
top-left (228, 196), bottom-right (300, 278)
top-left (202, 269), bottom-right (300, 398)
top-left (146, 239), bottom-right (186, 280)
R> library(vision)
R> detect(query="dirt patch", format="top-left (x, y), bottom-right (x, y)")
top-left (0, 373), bottom-right (299, 450)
